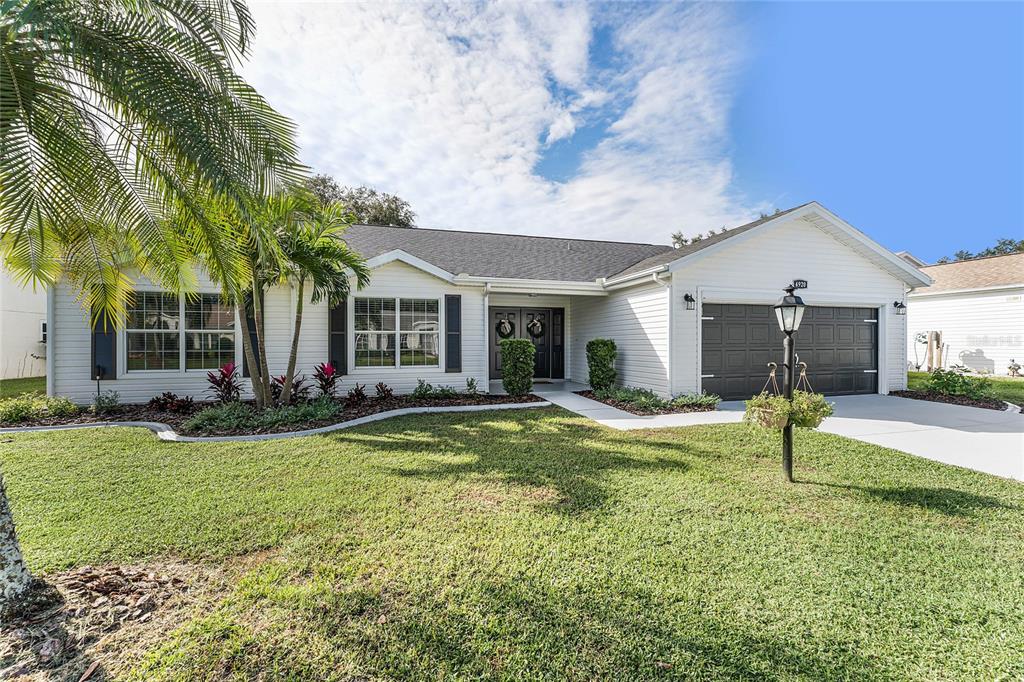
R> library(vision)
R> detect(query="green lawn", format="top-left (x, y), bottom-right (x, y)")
top-left (908, 370), bottom-right (1024, 404)
top-left (0, 375), bottom-right (45, 398)
top-left (3, 409), bottom-right (1022, 680)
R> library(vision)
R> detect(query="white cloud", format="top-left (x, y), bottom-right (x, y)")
top-left (242, 1), bottom-right (760, 243)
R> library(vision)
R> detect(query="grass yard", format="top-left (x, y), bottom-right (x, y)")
top-left (0, 375), bottom-right (45, 398)
top-left (908, 370), bottom-right (1024, 404)
top-left (3, 408), bottom-right (1023, 680)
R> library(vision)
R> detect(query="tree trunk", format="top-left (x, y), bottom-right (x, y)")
top-left (281, 278), bottom-right (305, 404)
top-left (0, 473), bottom-right (33, 610)
top-left (252, 277), bottom-right (274, 405)
top-left (238, 303), bottom-right (266, 409)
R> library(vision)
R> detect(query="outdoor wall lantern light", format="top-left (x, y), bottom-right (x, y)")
top-left (893, 300), bottom-right (907, 315)
top-left (684, 293), bottom-right (696, 311)
top-left (773, 284), bottom-right (806, 483)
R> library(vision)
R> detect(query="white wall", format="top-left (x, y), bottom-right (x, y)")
top-left (0, 269), bottom-right (47, 379)
top-left (570, 281), bottom-right (670, 396)
top-left (670, 216), bottom-right (909, 395)
top-left (50, 261), bottom-right (490, 403)
top-left (907, 288), bottom-right (1024, 375)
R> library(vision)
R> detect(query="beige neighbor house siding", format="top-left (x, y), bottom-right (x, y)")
top-left (569, 281), bottom-right (670, 396)
top-left (906, 288), bottom-right (1024, 375)
top-left (343, 260), bottom-right (488, 395)
top-left (670, 216), bottom-right (909, 395)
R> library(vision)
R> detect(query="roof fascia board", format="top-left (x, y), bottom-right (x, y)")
top-left (600, 264), bottom-right (670, 287)
top-left (803, 203), bottom-right (933, 287)
top-left (908, 283), bottom-right (1024, 298)
top-left (363, 249), bottom-right (457, 283)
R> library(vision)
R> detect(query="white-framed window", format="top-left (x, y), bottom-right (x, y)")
top-left (125, 291), bottom-right (236, 373)
top-left (353, 297), bottom-right (440, 368)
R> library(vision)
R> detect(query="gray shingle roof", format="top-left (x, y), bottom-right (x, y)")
top-left (341, 224), bottom-right (673, 281)
top-left (340, 204), bottom-right (810, 282)
top-left (914, 252), bottom-right (1024, 293)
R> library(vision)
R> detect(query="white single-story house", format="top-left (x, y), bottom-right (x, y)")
top-left (903, 252), bottom-right (1023, 374)
top-left (46, 201), bottom-right (931, 404)
top-left (0, 266), bottom-right (48, 380)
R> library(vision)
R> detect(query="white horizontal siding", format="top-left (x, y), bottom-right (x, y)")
top-left (906, 288), bottom-right (1024, 375)
top-left (570, 281), bottom-right (670, 396)
top-left (0, 268), bottom-right (47, 379)
top-left (343, 261), bottom-right (488, 394)
top-left (671, 216), bottom-right (909, 395)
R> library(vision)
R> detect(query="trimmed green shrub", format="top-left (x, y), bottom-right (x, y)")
top-left (258, 398), bottom-right (340, 428)
top-left (464, 378), bottom-right (479, 395)
top-left (925, 367), bottom-right (992, 400)
top-left (46, 396), bottom-right (80, 418)
top-left (182, 402), bottom-right (255, 433)
top-left (411, 379), bottom-right (435, 399)
top-left (500, 338), bottom-right (535, 396)
top-left (671, 392), bottom-right (721, 409)
top-left (594, 386), bottom-right (668, 411)
top-left (92, 390), bottom-right (120, 415)
top-left (586, 339), bottom-right (617, 391)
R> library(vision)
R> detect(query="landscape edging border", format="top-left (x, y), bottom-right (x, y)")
top-left (0, 401), bottom-right (552, 443)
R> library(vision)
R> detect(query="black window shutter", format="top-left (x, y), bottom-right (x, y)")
top-left (242, 291), bottom-right (263, 378)
top-left (91, 307), bottom-right (117, 380)
top-left (445, 295), bottom-right (461, 373)
top-left (329, 299), bottom-right (347, 374)
top-left (551, 307), bottom-right (565, 379)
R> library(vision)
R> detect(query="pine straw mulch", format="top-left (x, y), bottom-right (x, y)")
top-left (889, 390), bottom-right (1009, 411)
top-left (0, 561), bottom-right (231, 681)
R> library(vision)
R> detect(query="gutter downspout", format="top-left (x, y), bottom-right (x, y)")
top-left (46, 284), bottom-right (55, 397)
top-left (483, 283), bottom-right (491, 392)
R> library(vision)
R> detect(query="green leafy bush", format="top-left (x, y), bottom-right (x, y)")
top-left (258, 398), bottom-right (340, 428)
top-left (182, 402), bottom-right (255, 433)
top-left (745, 391), bottom-right (833, 429)
top-left (500, 338), bottom-right (535, 396)
top-left (671, 392), bottom-right (721, 409)
top-left (594, 386), bottom-right (668, 411)
top-left (0, 393), bottom-right (76, 423)
top-left (92, 390), bottom-right (120, 415)
top-left (464, 377), bottom-right (479, 395)
top-left (46, 396), bottom-right (79, 418)
top-left (411, 379), bottom-right (435, 399)
top-left (586, 339), bottom-right (617, 391)
top-left (789, 391), bottom-right (834, 428)
top-left (925, 367), bottom-right (992, 399)
top-left (744, 393), bottom-right (792, 429)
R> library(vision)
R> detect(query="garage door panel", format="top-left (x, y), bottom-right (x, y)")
top-left (701, 304), bottom-right (878, 400)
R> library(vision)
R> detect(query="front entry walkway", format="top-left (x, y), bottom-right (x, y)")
top-left (522, 386), bottom-right (1023, 481)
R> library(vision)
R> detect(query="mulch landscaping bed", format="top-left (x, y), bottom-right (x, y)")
top-left (890, 390), bottom-right (1008, 411)
top-left (0, 394), bottom-right (546, 437)
top-left (1, 562), bottom-right (225, 681)
top-left (575, 391), bottom-right (717, 416)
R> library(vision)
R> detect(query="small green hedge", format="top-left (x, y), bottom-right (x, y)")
top-left (924, 367), bottom-right (992, 399)
top-left (500, 338), bottom-right (535, 396)
top-left (183, 398), bottom-right (340, 434)
top-left (586, 339), bottom-right (617, 391)
top-left (0, 393), bottom-right (79, 424)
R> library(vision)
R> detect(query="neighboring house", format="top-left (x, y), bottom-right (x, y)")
top-left (903, 252), bottom-right (1024, 375)
top-left (0, 267), bottom-right (47, 380)
top-left (47, 201), bottom-right (930, 404)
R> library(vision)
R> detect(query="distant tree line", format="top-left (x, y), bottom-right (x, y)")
top-left (306, 174), bottom-right (416, 227)
top-left (936, 238), bottom-right (1023, 264)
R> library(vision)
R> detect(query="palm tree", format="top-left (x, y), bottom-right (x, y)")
top-left (0, 0), bottom-right (302, 323)
top-left (0, 0), bottom-right (301, 610)
top-left (277, 200), bottom-right (371, 402)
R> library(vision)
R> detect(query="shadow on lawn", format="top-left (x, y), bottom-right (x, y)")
top-left (807, 482), bottom-right (1015, 517)
top-left (329, 410), bottom-right (709, 514)
top-left (293, 573), bottom-right (885, 681)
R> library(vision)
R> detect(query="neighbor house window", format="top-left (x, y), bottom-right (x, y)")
top-left (354, 297), bottom-right (396, 367)
top-left (353, 297), bottom-right (439, 368)
top-left (126, 293), bottom-right (181, 371)
top-left (126, 291), bottom-right (235, 372)
top-left (399, 299), bottom-right (439, 366)
top-left (185, 294), bottom-right (236, 369)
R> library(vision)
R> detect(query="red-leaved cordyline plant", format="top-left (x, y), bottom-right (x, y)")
top-left (313, 362), bottom-right (338, 398)
top-left (206, 362), bottom-right (242, 403)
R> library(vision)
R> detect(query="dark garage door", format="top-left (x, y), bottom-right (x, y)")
top-left (701, 304), bottom-right (878, 400)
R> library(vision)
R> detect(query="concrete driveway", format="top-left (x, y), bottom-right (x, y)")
top-left (723, 394), bottom-right (1024, 481)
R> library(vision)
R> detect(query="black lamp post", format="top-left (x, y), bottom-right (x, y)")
top-left (774, 285), bottom-right (806, 482)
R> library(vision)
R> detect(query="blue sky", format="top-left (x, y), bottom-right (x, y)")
top-left (245, 2), bottom-right (1022, 262)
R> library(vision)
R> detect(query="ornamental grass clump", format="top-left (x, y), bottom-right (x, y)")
top-left (500, 339), bottom-right (535, 396)
top-left (586, 339), bottom-right (617, 391)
